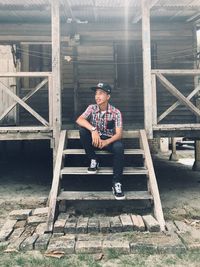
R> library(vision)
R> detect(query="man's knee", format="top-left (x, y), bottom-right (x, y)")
top-left (112, 141), bottom-right (124, 154)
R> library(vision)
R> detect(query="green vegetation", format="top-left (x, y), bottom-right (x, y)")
top-left (0, 250), bottom-right (200, 267)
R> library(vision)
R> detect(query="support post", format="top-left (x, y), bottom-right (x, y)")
top-left (192, 140), bottom-right (200, 171)
top-left (142, 0), bottom-right (153, 138)
top-left (169, 138), bottom-right (179, 161)
top-left (51, 0), bottom-right (61, 159)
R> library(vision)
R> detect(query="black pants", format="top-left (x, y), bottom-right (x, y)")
top-left (79, 127), bottom-right (124, 183)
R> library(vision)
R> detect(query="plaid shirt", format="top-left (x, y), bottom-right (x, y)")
top-left (81, 103), bottom-right (123, 137)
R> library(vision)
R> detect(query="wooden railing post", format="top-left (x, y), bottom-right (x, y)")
top-left (142, 0), bottom-right (153, 138)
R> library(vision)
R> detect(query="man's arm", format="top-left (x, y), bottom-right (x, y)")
top-left (76, 115), bottom-right (101, 147)
top-left (99, 127), bottom-right (122, 149)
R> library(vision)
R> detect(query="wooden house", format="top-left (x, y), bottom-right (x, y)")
top-left (0, 0), bottom-right (200, 232)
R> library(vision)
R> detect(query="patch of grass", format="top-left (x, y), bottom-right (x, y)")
top-left (105, 248), bottom-right (123, 260)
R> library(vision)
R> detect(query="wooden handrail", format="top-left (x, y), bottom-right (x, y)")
top-left (151, 69), bottom-right (200, 75)
top-left (46, 130), bottom-right (66, 232)
top-left (139, 129), bottom-right (165, 231)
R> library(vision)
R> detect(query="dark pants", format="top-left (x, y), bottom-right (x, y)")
top-left (79, 127), bottom-right (124, 183)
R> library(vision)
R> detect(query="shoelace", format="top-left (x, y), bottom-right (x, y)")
top-left (115, 182), bottom-right (122, 193)
top-left (90, 159), bottom-right (97, 168)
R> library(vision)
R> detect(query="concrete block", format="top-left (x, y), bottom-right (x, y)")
top-left (9, 209), bottom-right (32, 220)
top-left (20, 233), bottom-right (39, 251)
top-left (34, 233), bottom-right (52, 251)
top-left (75, 240), bottom-right (102, 254)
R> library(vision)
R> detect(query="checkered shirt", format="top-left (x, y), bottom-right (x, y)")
top-left (81, 103), bottom-right (123, 137)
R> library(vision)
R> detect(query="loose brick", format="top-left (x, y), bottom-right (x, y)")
top-left (27, 216), bottom-right (46, 226)
top-left (35, 223), bottom-right (47, 235)
top-left (9, 209), bottom-right (32, 220)
top-left (34, 233), bottom-right (52, 251)
top-left (120, 214), bottom-right (133, 232)
top-left (8, 228), bottom-right (25, 241)
top-left (143, 215), bottom-right (160, 232)
top-left (110, 216), bottom-right (122, 233)
top-left (102, 240), bottom-right (130, 254)
top-left (76, 217), bottom-right (89, 234)
top-left (64, 217), bottom-right (77, 234)
top-left (20, 233), bottom-right (39, 251)
top-left (0, 219), bottom-right (17, 241)
top-left (32, 207), bottom-right (49, 217)
top-left (47, 235), bottom-right (75, 254)
top-left (5, 226), bottom-right (35, 252)
top-left (130, 232), bottom-right (186, 254)
top-left (99, 217), bottom-right (110, 233)
top-left (14, 220), bottom-right (26, 229)
top-left (131, 215), bottom-right (145, 231)
top-left (53, 219), bottom-right (66, 233)
top-left (88, 218), bottom-right (99, 234)
top-left (76, 240), bottom-right (102, 254)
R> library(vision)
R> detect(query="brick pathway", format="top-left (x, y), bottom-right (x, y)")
top-left (0, 207), bottom-right (200, 255)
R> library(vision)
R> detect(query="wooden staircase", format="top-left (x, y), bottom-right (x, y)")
top-left (46, 129), bottom-right (165, 232)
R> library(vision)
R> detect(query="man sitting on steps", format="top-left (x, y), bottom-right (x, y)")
top-left (76, 82), bottom-right (125, 200)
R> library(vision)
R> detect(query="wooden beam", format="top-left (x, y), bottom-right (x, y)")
top-left (0, 72), bottom-right (51, 77)
top-left (158, 84), bottom-right (200, 123)
top-left (0, 78), bottom-right (48, 122)
top-left (156, 73), bottom-right (200, 118)
top-left (152, 69), bottom-right (200, 75)
top-left (142, 0), bottom-right (153, 138)
top-left (151, 74), bottom-right (157, 125)
top-left (52, 0), bottom-right (62, 153)
top-left (153, 123), bottom-right (200, 131)
top-left (0, 81), bottom-right (49, 126)
top-left (46, 130), bottom-right (66, 232)
top-left (139, 130), bottom-right (165, 231)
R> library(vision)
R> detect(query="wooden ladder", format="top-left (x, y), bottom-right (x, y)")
top-left (46, 129), bottom-right (165, 232)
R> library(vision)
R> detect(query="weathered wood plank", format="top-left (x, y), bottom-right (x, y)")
top-left (58, 191), bottom-right (153, 201)
top-left (139, 130), bottom-right (165, 231)
top-left (46, 130), bottom-right (66, 232)
top-left (63, 149), bottom-right (144, 155)
top-left (66, 130), bottom-right (140, 139)
top-left (142, 0), bottom-right (153, 138)
top-left (61, 167), bottom-right (148, 175)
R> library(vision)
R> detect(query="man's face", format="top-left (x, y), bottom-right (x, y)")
top-left (95, 89), bottom-right (110, 105)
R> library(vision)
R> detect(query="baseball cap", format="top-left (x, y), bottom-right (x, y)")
top-left (91, 82), bottom-right (112, 94)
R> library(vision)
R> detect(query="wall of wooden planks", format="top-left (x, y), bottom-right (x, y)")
top-left (0, 21), bottom-right (196, 127)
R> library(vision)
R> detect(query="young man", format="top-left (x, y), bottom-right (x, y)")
top-left (76, 82), bottom-right (125, 200)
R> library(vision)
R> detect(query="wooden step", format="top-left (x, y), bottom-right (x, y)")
top-left (63, 148), bottom-right (144, 155)
top-left (67, 130), bottom-right (140, 139)
top-left (58, 190), bottom-right (153, 201)
top-left (61, 167), bottom-right (148, 175)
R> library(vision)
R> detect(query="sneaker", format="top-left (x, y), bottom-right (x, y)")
top-left (112, 182), bottom-right (125, 200)
top-left (87, 159), bottom-right (99, 174)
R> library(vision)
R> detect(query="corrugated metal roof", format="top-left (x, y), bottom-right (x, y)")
top-left (0, 0), bottom-right (200, 23)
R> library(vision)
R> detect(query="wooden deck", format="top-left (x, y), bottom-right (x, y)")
top-left (0, 126), bottom-right (53, 140)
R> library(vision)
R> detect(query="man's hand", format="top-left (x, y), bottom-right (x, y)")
top-left (98, 139), bottom-right (109, 149)
top-left (91, 131), bottom-right (101, 147)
